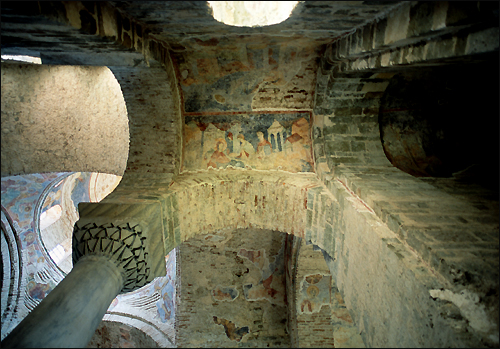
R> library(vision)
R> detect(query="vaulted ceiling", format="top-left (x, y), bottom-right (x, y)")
top-left (1, 1), bottom-right (403, 115)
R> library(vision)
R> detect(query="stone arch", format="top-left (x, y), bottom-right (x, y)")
top-left (108, 64), bottom-right (181, 177)
top-left (378, 62), bottom-right (499, 183)
top-left (161, 171), bottom-right (323, 254)
top-left (1, 207), bottom-right (24, 340)
top-left (0, 64), bottom-right (129, 177)
top-left (88, 319), bottom-right (163, 348)
top-left (1, 64), bottom-right (130, 177)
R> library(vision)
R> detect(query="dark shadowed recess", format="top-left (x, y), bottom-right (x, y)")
top-left (379, 52), bottom-right (499, 192)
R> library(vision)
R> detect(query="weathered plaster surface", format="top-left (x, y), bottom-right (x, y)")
top-left (174, 41), bottom-right (319, 113)
top-left (176, 229), bottom-right (289, 348)
top-left (1, 63), bottom-right (129, 177)
top-left (87, 320), bottom-right (160, 348)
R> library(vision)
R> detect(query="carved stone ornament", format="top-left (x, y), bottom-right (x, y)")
top-left (72, 222), bottom-right (150, 293)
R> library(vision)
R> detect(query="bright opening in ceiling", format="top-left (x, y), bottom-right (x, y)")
top-left (208, 1), bottom-right (299, 27)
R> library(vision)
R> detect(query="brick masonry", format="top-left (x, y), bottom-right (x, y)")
top-left (311, 26), bottom-right (499, 346)
top-left (176, 228), bottom-right (290, 348)
top-left (1, 1), bottom-right (498, 347)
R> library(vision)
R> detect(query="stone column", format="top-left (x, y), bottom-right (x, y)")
top-left (2, 202), bottom-right (166, 348)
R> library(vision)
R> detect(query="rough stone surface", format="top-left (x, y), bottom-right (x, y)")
top-left (1, 63), bottom-right (129, 177)
top-left (176, 228), bottom-right (289, 348)
top-left (294, 241), bottom-right (335, 348)
top-left (88, 320), bottom-right (160, 348)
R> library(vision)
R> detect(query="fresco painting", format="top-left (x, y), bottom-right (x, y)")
top-left (182, 112), bottom-right (313, 173)
top-left (211, 285), bottom-right (239, 302)
top-left (238, 234), bottom-right (286, 305)
top-left (1, 173), bottom-right (66, 305)
top-left (213, 316), bottom-right (250, 342)
top-left (2, 172), bottom-right (179, 337)
top-left (298, 273), bottom-right (331, 314)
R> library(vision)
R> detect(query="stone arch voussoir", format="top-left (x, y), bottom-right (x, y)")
top-left (162, 171), bottom-right (323, 254)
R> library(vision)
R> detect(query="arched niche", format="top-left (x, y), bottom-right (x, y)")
top-left (379, 59), bottom-right (499, 187)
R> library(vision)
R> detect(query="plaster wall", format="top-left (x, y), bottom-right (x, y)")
top-left (176, 228), bottom-right (289, 348)
top-left (88, 321), bottom-right (159, 348)
top-left (1, 63), bottom-right (129, 177)
top-left (294, 241), bottom-right (334, 347)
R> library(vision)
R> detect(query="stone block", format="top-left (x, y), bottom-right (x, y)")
top-left (465, 27), bottom-right (500, 55)
top-left (324, 123), bottom-right (350, 135)
top-left (326, 141), bottom-right (351, 153)
top-left (351, 141), bottom-right (366, 152)
top-left (408, 1), bottom-right (435, 37)
top-left (362, 23), bottom-right (375, 51)
top-left (432, 1), bottom-right (448, 31)
top-left (374, 18), bottom-right (388, 48)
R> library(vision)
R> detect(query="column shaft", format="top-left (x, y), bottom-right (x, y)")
top-left (2, 255), bottom-right (124, 348)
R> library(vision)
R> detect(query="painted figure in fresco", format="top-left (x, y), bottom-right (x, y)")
top-left (301, 299), bottom-right (313, 313)
top-left (236, 134), bottom-right (255, 159)
top-left (226, 132), bottom-right (234, 154)
top-left (207, 138), bottom-right (230, 169)
top-left (256, 131), bottom-right (272, 158)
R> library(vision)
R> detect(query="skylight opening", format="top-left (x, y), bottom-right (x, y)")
top-left (1, 55), bottom-right (42, 64)
top-left (208, 1), bottom-right (299, 27)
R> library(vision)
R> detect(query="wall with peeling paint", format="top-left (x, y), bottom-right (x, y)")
top-left (175, 41), bottom-right (319, 113)
top-left (176, 229), bottom-right (289, 347)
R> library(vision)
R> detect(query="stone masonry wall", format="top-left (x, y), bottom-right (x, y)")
top-left (311, 41), bottom-right (499, 346)
top-left (110, 66), bottom-right (181, 175)
top-left (305, 182), bottom-right (486, 347)
top-left (1, 63), bottom-right (129, 177)
top-left (323, 1), bottom-right (499, 75)
top-left (294, 241), bottom-right (334, 348)
top-left (176, 228), bottom-right (289, 348)
top-left (162, 171), bottom-right (322, 254)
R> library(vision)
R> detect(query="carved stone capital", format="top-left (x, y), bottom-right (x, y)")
top-left (73, 222), bottom-right (149, 292)
top-left (73, 202), bottom-right (166, 293)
